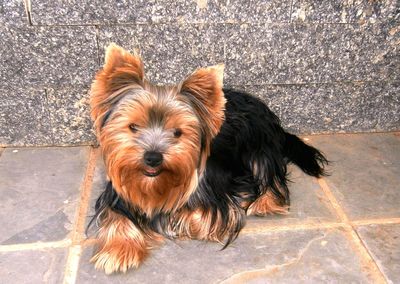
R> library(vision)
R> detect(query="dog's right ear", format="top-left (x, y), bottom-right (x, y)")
top-left (90, 43), bottom-right (144, 134)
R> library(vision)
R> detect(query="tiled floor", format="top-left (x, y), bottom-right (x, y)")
top-left (0, 133), bottom-right (399, 284)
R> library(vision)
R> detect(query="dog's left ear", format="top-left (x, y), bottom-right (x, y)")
top-left (179, 64), bottom-right (226, 138)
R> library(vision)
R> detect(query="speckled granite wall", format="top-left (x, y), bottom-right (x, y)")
top-left (0, 0), bottom-right (399, 146)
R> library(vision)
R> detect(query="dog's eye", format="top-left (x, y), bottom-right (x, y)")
top-left (173, 128), bottom-right (182, 138)
top-left (129, 123), bottom-right (138, 132)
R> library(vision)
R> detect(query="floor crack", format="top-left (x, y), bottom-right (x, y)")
top-left (43, 250), bottom-right (57, 284)
top-left (219, 232), bottom-right (328, 283)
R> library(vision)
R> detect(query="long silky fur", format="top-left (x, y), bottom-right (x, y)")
top-left (88, 88), bottom-right (328, 249)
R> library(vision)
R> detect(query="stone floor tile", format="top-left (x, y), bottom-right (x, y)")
top-left (77, 229), bottom-right (370, 283)
top-left (0, 147), bottom-right (90, 244)
top-left (357, 223), bottom-right (400, 284)
top-left (0, 249), bottom-right (67, 284)
top-left (308, 133), bottom-right (400, 219)
top-left (247, 165), bottom-right (338, 228)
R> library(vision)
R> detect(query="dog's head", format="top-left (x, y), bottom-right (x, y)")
top-left (90, 44), bottom-right (225, 215)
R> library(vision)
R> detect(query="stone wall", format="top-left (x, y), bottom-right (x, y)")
top-left (1, 0), bottom-right (399, 146)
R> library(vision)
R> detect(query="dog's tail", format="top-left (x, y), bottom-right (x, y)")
top-left (283, 132), bottom-right (328, 177)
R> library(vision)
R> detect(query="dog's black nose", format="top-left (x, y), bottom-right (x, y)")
top-left (144, 151), bottom-right (163, 167)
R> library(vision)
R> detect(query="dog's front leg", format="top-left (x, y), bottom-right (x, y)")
top-left (91, 208), bottom-right (161, 274)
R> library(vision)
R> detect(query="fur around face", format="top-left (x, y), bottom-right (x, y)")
top-left (88, 44), bottom-right (328, 274)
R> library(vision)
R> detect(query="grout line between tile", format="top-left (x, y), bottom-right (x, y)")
top-left (0, 239), bottom-right (71, 252)
top-left (63, 245), bottom-right (82, 284)
top-left (317, 179), bottom-right (349, 222)
top-left (71, 147), bottom-right (98, 245)
top-left (1, 215), bottom-right (397, 252)
top-left (352, 218), bottom-right (400, 226)
top-left (78, 216), bottom-right (399, 242)
top-left (317, 178), bottom-right (387, 284)
top-left (62, 147), bottom-right (98, 284)
top-left (81, 238), bottom-right (99, 247)
top-left (242, 222), bottom-right (345, 234)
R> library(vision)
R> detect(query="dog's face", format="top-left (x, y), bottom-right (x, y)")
top-left (90, 44), bottom-right (225, 215)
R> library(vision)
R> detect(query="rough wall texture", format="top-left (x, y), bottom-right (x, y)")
top-left (0, 0), bottom-right (399, 146)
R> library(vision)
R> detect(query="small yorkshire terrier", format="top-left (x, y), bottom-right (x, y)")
top-left (88, 43), bottom-right (328, 274)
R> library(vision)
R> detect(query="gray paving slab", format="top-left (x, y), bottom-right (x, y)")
top-left (0, 147), bottom-right (90, 244)
top-left (0, 249), bottom-right (67, 284)
top-left (247, 165), bottom-right (338, 228)
top-left (0, 133), bottom-right (395, 283)
top-left (308, 133), bottom-right (400, 219)
top-left (357, 223), bottom-right (400, 284)
top-left (77, 229), bottom-right (370, 283)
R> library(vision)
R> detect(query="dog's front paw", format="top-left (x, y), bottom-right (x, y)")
top-left (91, 242), bottom-right (148, 274)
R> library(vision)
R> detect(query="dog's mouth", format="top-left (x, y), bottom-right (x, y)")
top-left (143, 168), bottom-right (162, 177)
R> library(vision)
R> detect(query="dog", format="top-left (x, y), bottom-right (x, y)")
top-left (88, 43), bottom-right (328, 274)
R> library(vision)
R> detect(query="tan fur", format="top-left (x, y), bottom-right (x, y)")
top-left (98, 90), bottom-right (201, 215)
top-left (91, 209), bottom-right (162, 274)
top-left (249, 162), bottom-right (289, 215)
top-left (90, 43), bottom-right (144, 136)
top-left (174, 206), bottom-right (243, 243)
top-left (247, 191), bottom-right (289, 216)
top-left (180, 64), bottom-right (226, 173)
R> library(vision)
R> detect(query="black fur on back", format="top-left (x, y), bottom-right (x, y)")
top-left (88, 88), bottom-right (328, 247)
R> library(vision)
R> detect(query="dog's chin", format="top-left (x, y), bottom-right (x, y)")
top-left (142, 167), bottom-right (162, 177)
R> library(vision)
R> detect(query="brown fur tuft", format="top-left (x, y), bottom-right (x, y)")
top-left (179, 64), bottom-right (226, 172)
top-left (90, 43), bottom-right (144, 135)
